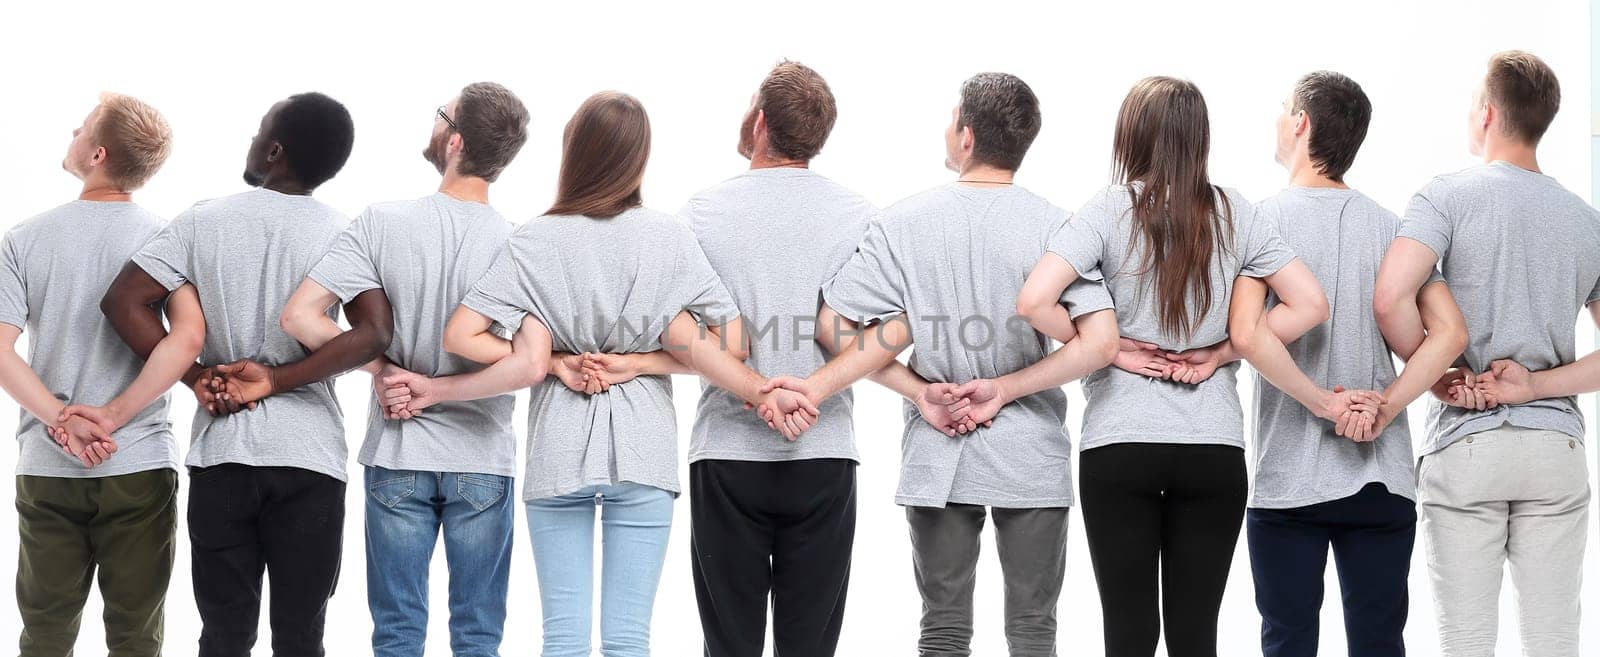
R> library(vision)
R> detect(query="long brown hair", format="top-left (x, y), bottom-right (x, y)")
top-left (547, 91), bottom-right (651, 218)
top-left (1112, 76), bottom-right (1233, 340)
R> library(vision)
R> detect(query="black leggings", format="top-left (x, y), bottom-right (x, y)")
top-left (1079, 443), bottom-right (1247, 657)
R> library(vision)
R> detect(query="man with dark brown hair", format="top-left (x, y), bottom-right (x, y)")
top-left (676, 60), bottom-right (875, 657)
top-left (276, 82), bottom-right (532, 657)
top-left (1376, 50), bottom-right (1595, 657)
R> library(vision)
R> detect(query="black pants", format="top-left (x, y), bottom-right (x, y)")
top-left (690, 458), bottom-right (856, 657)
top-left (188, 464), bottom-right (345, 657)
top-left (1247, 482), bottom-right (1415, 657)
top-left (1079, 443), bottom-right (1247, 657)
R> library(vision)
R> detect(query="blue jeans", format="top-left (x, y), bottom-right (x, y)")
top-left (365, 466), bottom-right (515, 657)
top-left (526, 482), bottom-right (674, 657)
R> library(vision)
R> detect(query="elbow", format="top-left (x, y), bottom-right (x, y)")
top-left (1089, 329), bottom-right (1119, 369)
top-left (1015, 295), bottom-right (1049, 328)
top-left (1440, 319), bottom-right (1469, 361)
top-left (1372, 283), bottom-right (1407, 329)
top-left (173, 324), bottom-right (206, 359)
top-left (441, 328), bottom-right (468, 359)
top-left (727, 338), bottom-right (750, 362)
top-left (278, 306), bottom-right (309, 343)
top-left (1308, 292), bottom-right (1331, 327)
top-left (358, 323), bottom-right (394, 363)
top-left (1229, 320), bottom-right (1260, 362)
top-left (516, 350), bottom-right (549, 389)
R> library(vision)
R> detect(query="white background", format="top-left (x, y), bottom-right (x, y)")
top-left (0, 1), bottom-right (1595, 655)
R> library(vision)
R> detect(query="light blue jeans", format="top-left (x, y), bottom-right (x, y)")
top-left (365, 466), bottom-right (515, 657)
top-left (526, 482), bottom-right (674, 657)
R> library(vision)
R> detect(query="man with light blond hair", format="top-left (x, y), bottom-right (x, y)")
top-left (0, 92), bottom-right (195, 657)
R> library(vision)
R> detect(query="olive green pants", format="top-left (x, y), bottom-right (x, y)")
top-left (16, 469), bottom-right (177, 657)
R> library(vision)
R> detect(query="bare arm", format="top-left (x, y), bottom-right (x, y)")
top-left (1016, 253), bottom-right (1082, 344)
top-left (1229, 276), bottom-right (1356, 420)
top-left (427, 316), bottom-right (553, 402)
top-left (94, 284), bottom-right (207, 426)
top-left (1374, 238), bottom-right (1439, 360)
top-left (1379, 281), bottom-right (1468, 414)
top-left (663, 312), bottom-right (771, 405)
top-left (0, 324), bottom-right (65, 426)
top-left (816, 304), bottom-right (927, 399)
top-left (1495, 301), bottom-right (1600, 400)
top-left (443, 306), bottom-right (513, 365)
top-left (281, 278), bottom-right (391, 375)
top-left (101, 262), bottom-right (208, 387)
top-left (989, 309), bottom-right (1118, 401)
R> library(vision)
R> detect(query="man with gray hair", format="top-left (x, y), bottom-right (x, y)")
top-left (279, 82), bottom-right (532, 657)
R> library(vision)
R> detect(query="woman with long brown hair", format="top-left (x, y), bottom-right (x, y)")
top-left (1016, 77), bottom-right (1370, 657)
top-left (439, 91), bottom-right (805, 657)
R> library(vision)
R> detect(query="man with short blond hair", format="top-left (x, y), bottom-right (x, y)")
top-left (1, 92), bottom-right (191, 657)
top-left (1376, 50), bottom-right (1597, 657)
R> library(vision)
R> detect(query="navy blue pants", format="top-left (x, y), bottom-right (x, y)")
top-left (1246, 482), bottom-right (1415, 657)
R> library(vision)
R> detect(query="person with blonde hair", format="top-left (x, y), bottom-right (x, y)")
top-left (0, 92), bottom-right (193, 657)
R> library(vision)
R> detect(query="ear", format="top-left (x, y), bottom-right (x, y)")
top-left (1481, 101), bottom-right (1496, 132)
top-left (449, 131), bottom-right (465, 156)
top-left (267, 142), bottom-right (284, 163)
top-left (89, 145), bottom-right (107, 167)
top-left (1294, 110), bottom-right (1310, 137)
top-left (753, 109), bottom-right (767, 136)
top-left (962, 125), bottom-right (975, 153)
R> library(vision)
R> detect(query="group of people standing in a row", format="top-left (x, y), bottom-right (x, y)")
top-left (3, 48), bottom-right (1594, 657)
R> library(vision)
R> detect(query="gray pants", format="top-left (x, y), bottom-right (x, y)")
top-left (906, 504), bottom-right (1069, 657)
top-left (1419, 425), bottom-right (1590, 657)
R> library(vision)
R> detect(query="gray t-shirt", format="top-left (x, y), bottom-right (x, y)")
top-left (681, 168), bottom-right (875, 464)
top-left (133, 188), bottom-right (348, 481)
top-left (823, 184), bottom-right (1114, 509)
top-left (1250, 187), bottom-right (1420, 508)
top-left (460, 207), bottom-right (740, 501)
top-left (1049, 184), bottom-right (1296, 451)
top-left (0, 201), bottom-right (179, 478)
top-left (307, 193), bottom-right (516, 477)
top-left (1397, 161), bottom-right (1600, 454)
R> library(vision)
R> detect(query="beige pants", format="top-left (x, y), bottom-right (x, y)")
top-left (1419, 424), bottom-right (1590, 657)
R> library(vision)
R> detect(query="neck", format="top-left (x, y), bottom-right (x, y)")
top-left (956, 162), bottom-right (1015, 186)
top-left (260, 172), bottom-right (311, 196)
top-left (78, 181), bottom-right (131, 202)
top-left (749, 149), bottom-right (808, 170)
top-left (1287, 156), bottom-right (1346, 189)
top-left (1483, 139), bottom-right (1541, 173)
top-left (439, 171), bottom-right (490, 203)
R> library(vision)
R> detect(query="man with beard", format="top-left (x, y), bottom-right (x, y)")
top-left (86, 92), bottom-right (390, 657)
top-left (277, 82), bottom-right (534, 657)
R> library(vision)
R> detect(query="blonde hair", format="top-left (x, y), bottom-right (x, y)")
top-left (94, 92), bottom-right (173, 191)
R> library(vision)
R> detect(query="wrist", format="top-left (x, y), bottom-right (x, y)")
top-left (104, 400), bottom-right (132, 428)
top-left (1528, 371), bottom-right (1549, 400)
top-left (266, 366), bottom-right (285, 396)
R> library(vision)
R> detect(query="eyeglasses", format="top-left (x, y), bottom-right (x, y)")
top-left (436, 105), bottom-right (458, 131)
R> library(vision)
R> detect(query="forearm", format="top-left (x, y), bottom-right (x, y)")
top-left (435, 354), bottom-right (545, 402)
top-left (996, 332), bottom-right (1114, 401)
top-left (269, 324), bottom-right (389, 392)
top-left (107, 332), bottom-right (202, 425)
top-left (1375, 299), bottom-right (1426, 360)
top-left (617, 350), bottom-right (692, 376)
top-left (449, 329), bottom-right (512, 365)
top-left (670, 336), bottom-right (767, 404)
top-left (809, 321), bottom-right (907, 401)
top-left (1022, 304), bottom-right (1078, 344)
top-left (865, 359), bottom-right (928, 401)
top-left (1235, 315), bottom-right (1327, 414)
top-left (1527, 354), bottom-right (1600, 399)
top-left (0, 352), bottom-right (65, 425)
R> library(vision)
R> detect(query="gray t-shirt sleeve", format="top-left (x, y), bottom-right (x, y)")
top-left (672, 226), bottom-right (739, 326)
top-left (130, 209), bottom-right (193, 292)
top-left (1396, 180), bottom-right (1453, 260)
top-left (306, 211), bottom-right (381, 304)
top-left (1238, 201), bottom-right (1296, 278)
top-left (1062, 276), bottom-right (1115, 319)
top-left (459, 236), bottom-right (536, 333)
top-left (1047, 192), bottom-right (1112, 281)
top-left (821, 220), bottom-right (909, 324)
top-left (0, 233), bottom-right (29, 329)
